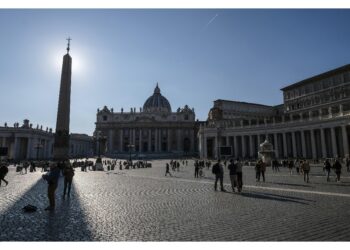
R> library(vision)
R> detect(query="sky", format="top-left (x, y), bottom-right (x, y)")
top-left (1, 9), bottom-right (350, 135)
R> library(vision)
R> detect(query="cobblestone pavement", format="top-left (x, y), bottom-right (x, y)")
top-left (1, 159), bottom-right (350, 241)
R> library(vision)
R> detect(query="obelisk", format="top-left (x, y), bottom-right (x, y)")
top-left (53, 38), bottom-right (72, 161)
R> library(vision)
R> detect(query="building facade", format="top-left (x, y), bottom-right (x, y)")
top-left (198, 64), bottom-right (350, 160)
top-left (95, 84), bottom-right (198, 158)
top-left (0, 119), bottom-right (94, 161)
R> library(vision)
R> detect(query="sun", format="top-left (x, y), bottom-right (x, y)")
top-left (53, 50), bottom-right (84, 75)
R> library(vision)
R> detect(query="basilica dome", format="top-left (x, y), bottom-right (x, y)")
top-left (143, 83), bottom-right (172, 113)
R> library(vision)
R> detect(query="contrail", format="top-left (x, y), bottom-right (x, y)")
top-left (204, 13), bottom-right (219, 29)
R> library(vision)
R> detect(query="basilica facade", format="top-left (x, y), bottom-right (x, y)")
top-left (198, 64), bottom-right (350, 160)
top-left (95, 84), bottom-right (198, 158)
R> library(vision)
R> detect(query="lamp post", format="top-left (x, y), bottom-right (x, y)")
top-left (93, 130), bottom-right (106, 170)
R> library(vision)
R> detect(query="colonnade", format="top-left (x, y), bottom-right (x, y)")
top-left (201, 125), bottom-right (350, 160)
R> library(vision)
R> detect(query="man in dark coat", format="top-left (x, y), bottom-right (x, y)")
top-left (42, 162), bottom-right (61, 211)
top-left (212, 159), bottom-right (226, 192)
top-left (0, 164), bottom-right (9, 186)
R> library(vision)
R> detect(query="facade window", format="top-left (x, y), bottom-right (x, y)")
top-left (184, 114), bottom-right (189, 120)
top-left (344, 72), bottom-right (350, 83)
top-left (103, 116), bottom-right (107, 121)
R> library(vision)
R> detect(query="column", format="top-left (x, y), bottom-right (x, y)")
top-left (249, 135), bottom-right (254, 158)
top-left (301, 130), bottom-right (306, 158)
top-left (177, 129), bottom-right (182, 151)
top-left (148, 129), bottom-right (152, 152)
top-left (159, 129), bottom-right (162, 152)
top-left (308, 111), bottom-right (313, 121)
top-left (108, 129), bottom-right (114, 154)
top-left (310, 129), bottom-right (317, 159)
top-left (26, 137), bottom-right (32, 159)
top-left (190, 130), bottom-right (195, 152)
top-left (242, 135), bottom-right (246, 158)
top-left (132, 129), bottom-right (136, 147)
top-left (320, 128), bottom-right (327, 158)
top-left (203, 135), bottom-right (207, 158)
top-left (339, 104), bottom-right (344, 116)
top-left (331, 127), bottom-right (338, 157)
top-left (342, 125), bottom-right (349, 157)
top-left (214, 136), bottom-right (218, 159)
top-left (167, 129), bottom-right (171, 152)
top-left (328, 107), bottom-right (332, 118)
top-left (257, 134), bottom-right (262, 146)
top-left (234, 136), bottom-right (238, 158)
top-left (139, 128), bottom-right (142, 153)
top-left (13, 136), bottom-right (19, 160)
top-left (273, 133), bottom-right (279, 158)
top-left (292, 131), bottom-right (297, 158)
top-left (119, 129), bottom-right (123, 152)
top-left (155, 128), bottom-right (158, 152)
top-left (319, 109), bottom-right (323, 119)
top-left (282, 132), bottom-right (287, 158)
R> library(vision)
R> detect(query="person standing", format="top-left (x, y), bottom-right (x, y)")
top-left (236, 159), bottom-right (243, 193)
top-left (0, 164), bottom-right (9, 186)
top-left (165, 163), bottom-right (172, 177)
top-left (212, 159), bottom-right (226, 192)
top-left (288, 160), bottom-right (294, 175)
top-left (259, 160), bottom-right (266, 182)
top-left (42, 162), bottom-right (61, 211)
top-left (346, 157), bottom-right (350, 172)
top-left (324, 159), bottom-right (332, 182)
top-left (63, 162), bottom-right (75, 198)
top-left (228, 159), bottom-right (237, 192)
top-left (255, 160), bottom-right (261, 182)
top-left (333, 159), bottom-right (342, 182)
top-left (194, 160), bottom-right (199, 178)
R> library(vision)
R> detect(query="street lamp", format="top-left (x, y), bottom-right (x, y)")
top-left (93, 130), bottom-right (106, 171)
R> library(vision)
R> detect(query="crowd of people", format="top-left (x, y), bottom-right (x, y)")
top-left (1, 155), bottom-right (349, 212)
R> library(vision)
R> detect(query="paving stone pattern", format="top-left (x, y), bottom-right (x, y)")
top-left (0, 159), bottom-right (350, 241)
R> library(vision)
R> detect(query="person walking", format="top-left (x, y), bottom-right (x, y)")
top-left (324, 159), bottom-right (332, 182)
top-left (302, 160), bottom-right (310, 183)
top-left (333, 159), bottom-right (342, 182)
top-left (228, 159), bottom-right (237, 192)
top-left (295, 159), bottom-right (300, 175)
top-left (165, 163), bottom-right (172, 177)
top-left (212, 159), bottom-right (226, 192)
top-left (42, 162), bottom-right (61, 211)
top-left (63, 162), bottom-right (75, 198)
top-left (0, 164), bottom-right (9, 186)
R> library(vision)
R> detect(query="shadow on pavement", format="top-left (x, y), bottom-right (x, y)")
top-left (265, 181), bottom-right (313, 188)
top-left (0, 176), bottom-right (93, 241)
top-left (236, 191), bottom-right (310, 205)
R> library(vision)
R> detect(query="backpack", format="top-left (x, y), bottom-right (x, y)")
top-left (22, 204), bottom-right (37, 212)
top-left (212, 163), bottom-right (219, 174)
top-left (0, 165), bottom-right (8, 175)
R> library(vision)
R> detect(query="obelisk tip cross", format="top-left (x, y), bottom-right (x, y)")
top-left (66, 37), bottom-right (72, 53)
